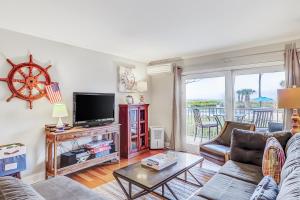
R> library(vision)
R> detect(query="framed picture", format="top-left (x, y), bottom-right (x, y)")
top-left (118, 65), bottom-right (137, 92)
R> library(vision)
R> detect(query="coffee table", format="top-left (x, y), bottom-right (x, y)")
top-left (113, 152), bottom-right (204, 200)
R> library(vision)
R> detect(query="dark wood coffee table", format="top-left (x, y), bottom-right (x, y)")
top-left (113, 152), bottom-right (204, 200)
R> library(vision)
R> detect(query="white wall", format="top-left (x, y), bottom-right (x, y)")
top-left (0, 29), bottom-right (148, 182)
top-left (149, 73), bottom-right (173, 146)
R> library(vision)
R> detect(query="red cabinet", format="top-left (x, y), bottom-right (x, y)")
top-left (119, 104), bottom-right (149, 158)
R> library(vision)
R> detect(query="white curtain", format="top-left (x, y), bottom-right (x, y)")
top-left (170, 65), bottom-right (183, 151)
top-left (284, 43), bottom-right (300, 129)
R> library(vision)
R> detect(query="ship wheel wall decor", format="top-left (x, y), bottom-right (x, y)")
top-left (0, 54), bottom-right (53, 109)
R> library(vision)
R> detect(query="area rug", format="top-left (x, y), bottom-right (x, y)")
top-left (94, 160), bottom-right (219, 200)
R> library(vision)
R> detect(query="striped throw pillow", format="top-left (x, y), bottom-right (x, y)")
top-left (262, 137), bottom-right (286, 184)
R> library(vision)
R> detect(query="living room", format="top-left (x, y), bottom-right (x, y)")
top-left (0, 1), bottom-right (300, 200)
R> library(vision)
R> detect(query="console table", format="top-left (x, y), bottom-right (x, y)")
top-left (45, 123), bottom-right (120, 179)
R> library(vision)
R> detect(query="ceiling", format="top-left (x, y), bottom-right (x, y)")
top-left (0, 0), bottom-right (300, 62)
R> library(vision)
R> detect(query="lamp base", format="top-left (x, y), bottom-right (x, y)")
top-left (56, 117), bottom-right (65, 131)
top-left (291, 109), bottom-right (300, 135)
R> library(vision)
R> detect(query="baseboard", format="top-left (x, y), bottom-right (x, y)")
top-left (164, 142), bottom-right (170, 148)
top-left (22, 172), bottom-right (45, 184)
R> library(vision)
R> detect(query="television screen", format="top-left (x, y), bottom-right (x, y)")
top-left (73, 93), bottom-right (115, 124)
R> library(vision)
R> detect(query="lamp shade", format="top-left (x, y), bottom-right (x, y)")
top-left (52, 103), bottom-right (68, 118)
top-left (137, 81), bottom-right (148, 92)
top-left (277, 88), bottom-right (300, 109)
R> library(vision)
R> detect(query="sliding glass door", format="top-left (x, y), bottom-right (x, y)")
top-left (182, 66), bottom-right (284, 152)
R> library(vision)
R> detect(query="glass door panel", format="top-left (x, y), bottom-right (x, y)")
top-left (234, 71), bottom-right (285, 131)
top-left (185, 76), bottom-right (226, 145)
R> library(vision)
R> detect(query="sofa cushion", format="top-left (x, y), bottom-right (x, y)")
top-left (0, 176), bottom-right (45, 200)
top-left (262, 137), bottom-right (285, 183)
top-left (32, 176), bottom-right (103, 200)
top-left (216, 121), bottom-right (255, 146)
top-left (277, 167), bottom-right (300, 200)
top-left (230, 129), bottom-right (291, 166)
top-left (197, 173), bottom-right (257, 200)
top-left (219, 160), bottom-right (263, 184)
top-left (280, 133), bottom-right (300, 187)
top-left (249, 176), bottom-right (279, 200)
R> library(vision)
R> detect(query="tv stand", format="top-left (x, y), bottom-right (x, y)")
top-left (45, 123), bottom-right (120, 178)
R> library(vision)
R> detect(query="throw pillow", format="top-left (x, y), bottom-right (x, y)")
top-left (262, 137), bottom-right (285, 184)
top-left (250, 176), bottom-right (279, 200)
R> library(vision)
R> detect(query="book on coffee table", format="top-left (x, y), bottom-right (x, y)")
top-left (141, 153), bottom-right (177, 170)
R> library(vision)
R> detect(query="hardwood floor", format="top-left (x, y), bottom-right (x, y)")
top-left (69, 150), bottom-right (163, 188)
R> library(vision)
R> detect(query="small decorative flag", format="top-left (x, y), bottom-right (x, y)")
top-left (45, 82), bottom-right (62, 104)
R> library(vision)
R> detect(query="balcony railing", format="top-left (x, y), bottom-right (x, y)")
top-left (186, 106), bottom-right (284, 139)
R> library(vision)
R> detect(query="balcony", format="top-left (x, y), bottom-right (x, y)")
top-left (186, 106), bottom-right (284, 143)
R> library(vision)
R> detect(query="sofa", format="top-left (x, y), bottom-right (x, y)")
top-left (0, 175), bottom-right (104, 200)
top-left (196, 129), bottom-right (300, 200)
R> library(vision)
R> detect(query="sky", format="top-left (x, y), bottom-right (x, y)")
top-left (186, 71), bottom-right (285, 102)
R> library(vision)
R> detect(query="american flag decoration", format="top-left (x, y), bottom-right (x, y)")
top-left (45, 82), bottom-right (62, 104)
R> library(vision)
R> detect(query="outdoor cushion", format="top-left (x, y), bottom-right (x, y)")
top-left (197, 173), bottom-right (257, 200)
top-left (262, 137), bottom-right (285, 184)
top-left (219, 160), bottom-right (263, 184)
top-left (32, 176), bottom-right (104, 200)
top-left (249, 176), bottom-right (279, 200)
top-left (277, 167), bottom-right (300, 200)
top-left (0, 176), bottom-right (45, 200)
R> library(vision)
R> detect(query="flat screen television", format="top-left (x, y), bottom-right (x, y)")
top-left (73, 92), bottom-right (115, 127)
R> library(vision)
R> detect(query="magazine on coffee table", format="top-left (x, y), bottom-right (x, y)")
top-left (141, 153), bottom-right (178, 170)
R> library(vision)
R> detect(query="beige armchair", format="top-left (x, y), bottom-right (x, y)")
top-left (200, 121), bottom-right (255, 165)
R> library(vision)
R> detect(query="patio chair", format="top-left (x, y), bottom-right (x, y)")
top-left (200, 121), bottom-right (255, 165)
top-left (192, 108), bottom-right (218, 142)
top-left (251, 109), bottom-right (273, 132)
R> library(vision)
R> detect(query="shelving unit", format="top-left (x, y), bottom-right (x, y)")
top-left (119, 104), bottom-right (149, 158)
top-left (45, 123), bottom-right (120, 179)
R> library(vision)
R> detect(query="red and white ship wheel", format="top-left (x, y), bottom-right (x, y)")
top-left (0, 54), bottom-right (53, 109)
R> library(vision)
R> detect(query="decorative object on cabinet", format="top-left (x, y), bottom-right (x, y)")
top-left (45, 123), bottom-right (120, 179)
top-left (125, 95), bottom-right (134, 104)
top-left (52, 103), bottom-right (68, 131)
top-left (119, 104), bottom-right (149, 158)
top-left (0, 54), bottom-right (54, 109)
top-left (277, 86), bottom-right (300, 134)
top-left (137, 80), bottom-right (148, 103)
top-left (118, 65), bottom-right (136, 92)
top-left (0, 143), bottom-right (26, 179)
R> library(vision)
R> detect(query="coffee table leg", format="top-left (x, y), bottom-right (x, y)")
top-left (187, 170), bottom-right (203, 187)
top-left (165, 183), bottom-right (179, 200)
top-left (114, 175), bottom-right (132, 199)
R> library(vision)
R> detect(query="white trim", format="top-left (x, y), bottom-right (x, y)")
top-left (182, 61), bottom-right (284, 76)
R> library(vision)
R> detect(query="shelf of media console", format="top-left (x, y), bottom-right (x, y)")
top-left (45, 123), bottom-right (120, 178)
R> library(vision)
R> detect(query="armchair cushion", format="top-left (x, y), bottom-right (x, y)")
top-left (200, 144), bottom-right (230, 156)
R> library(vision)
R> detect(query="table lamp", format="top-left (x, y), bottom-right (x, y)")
top-left (52, 103), bottom-right (68, 130)
top-left (137, 81), bottom-right (148, 103)
top-left (277, 87), bottom-right (300, 134)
